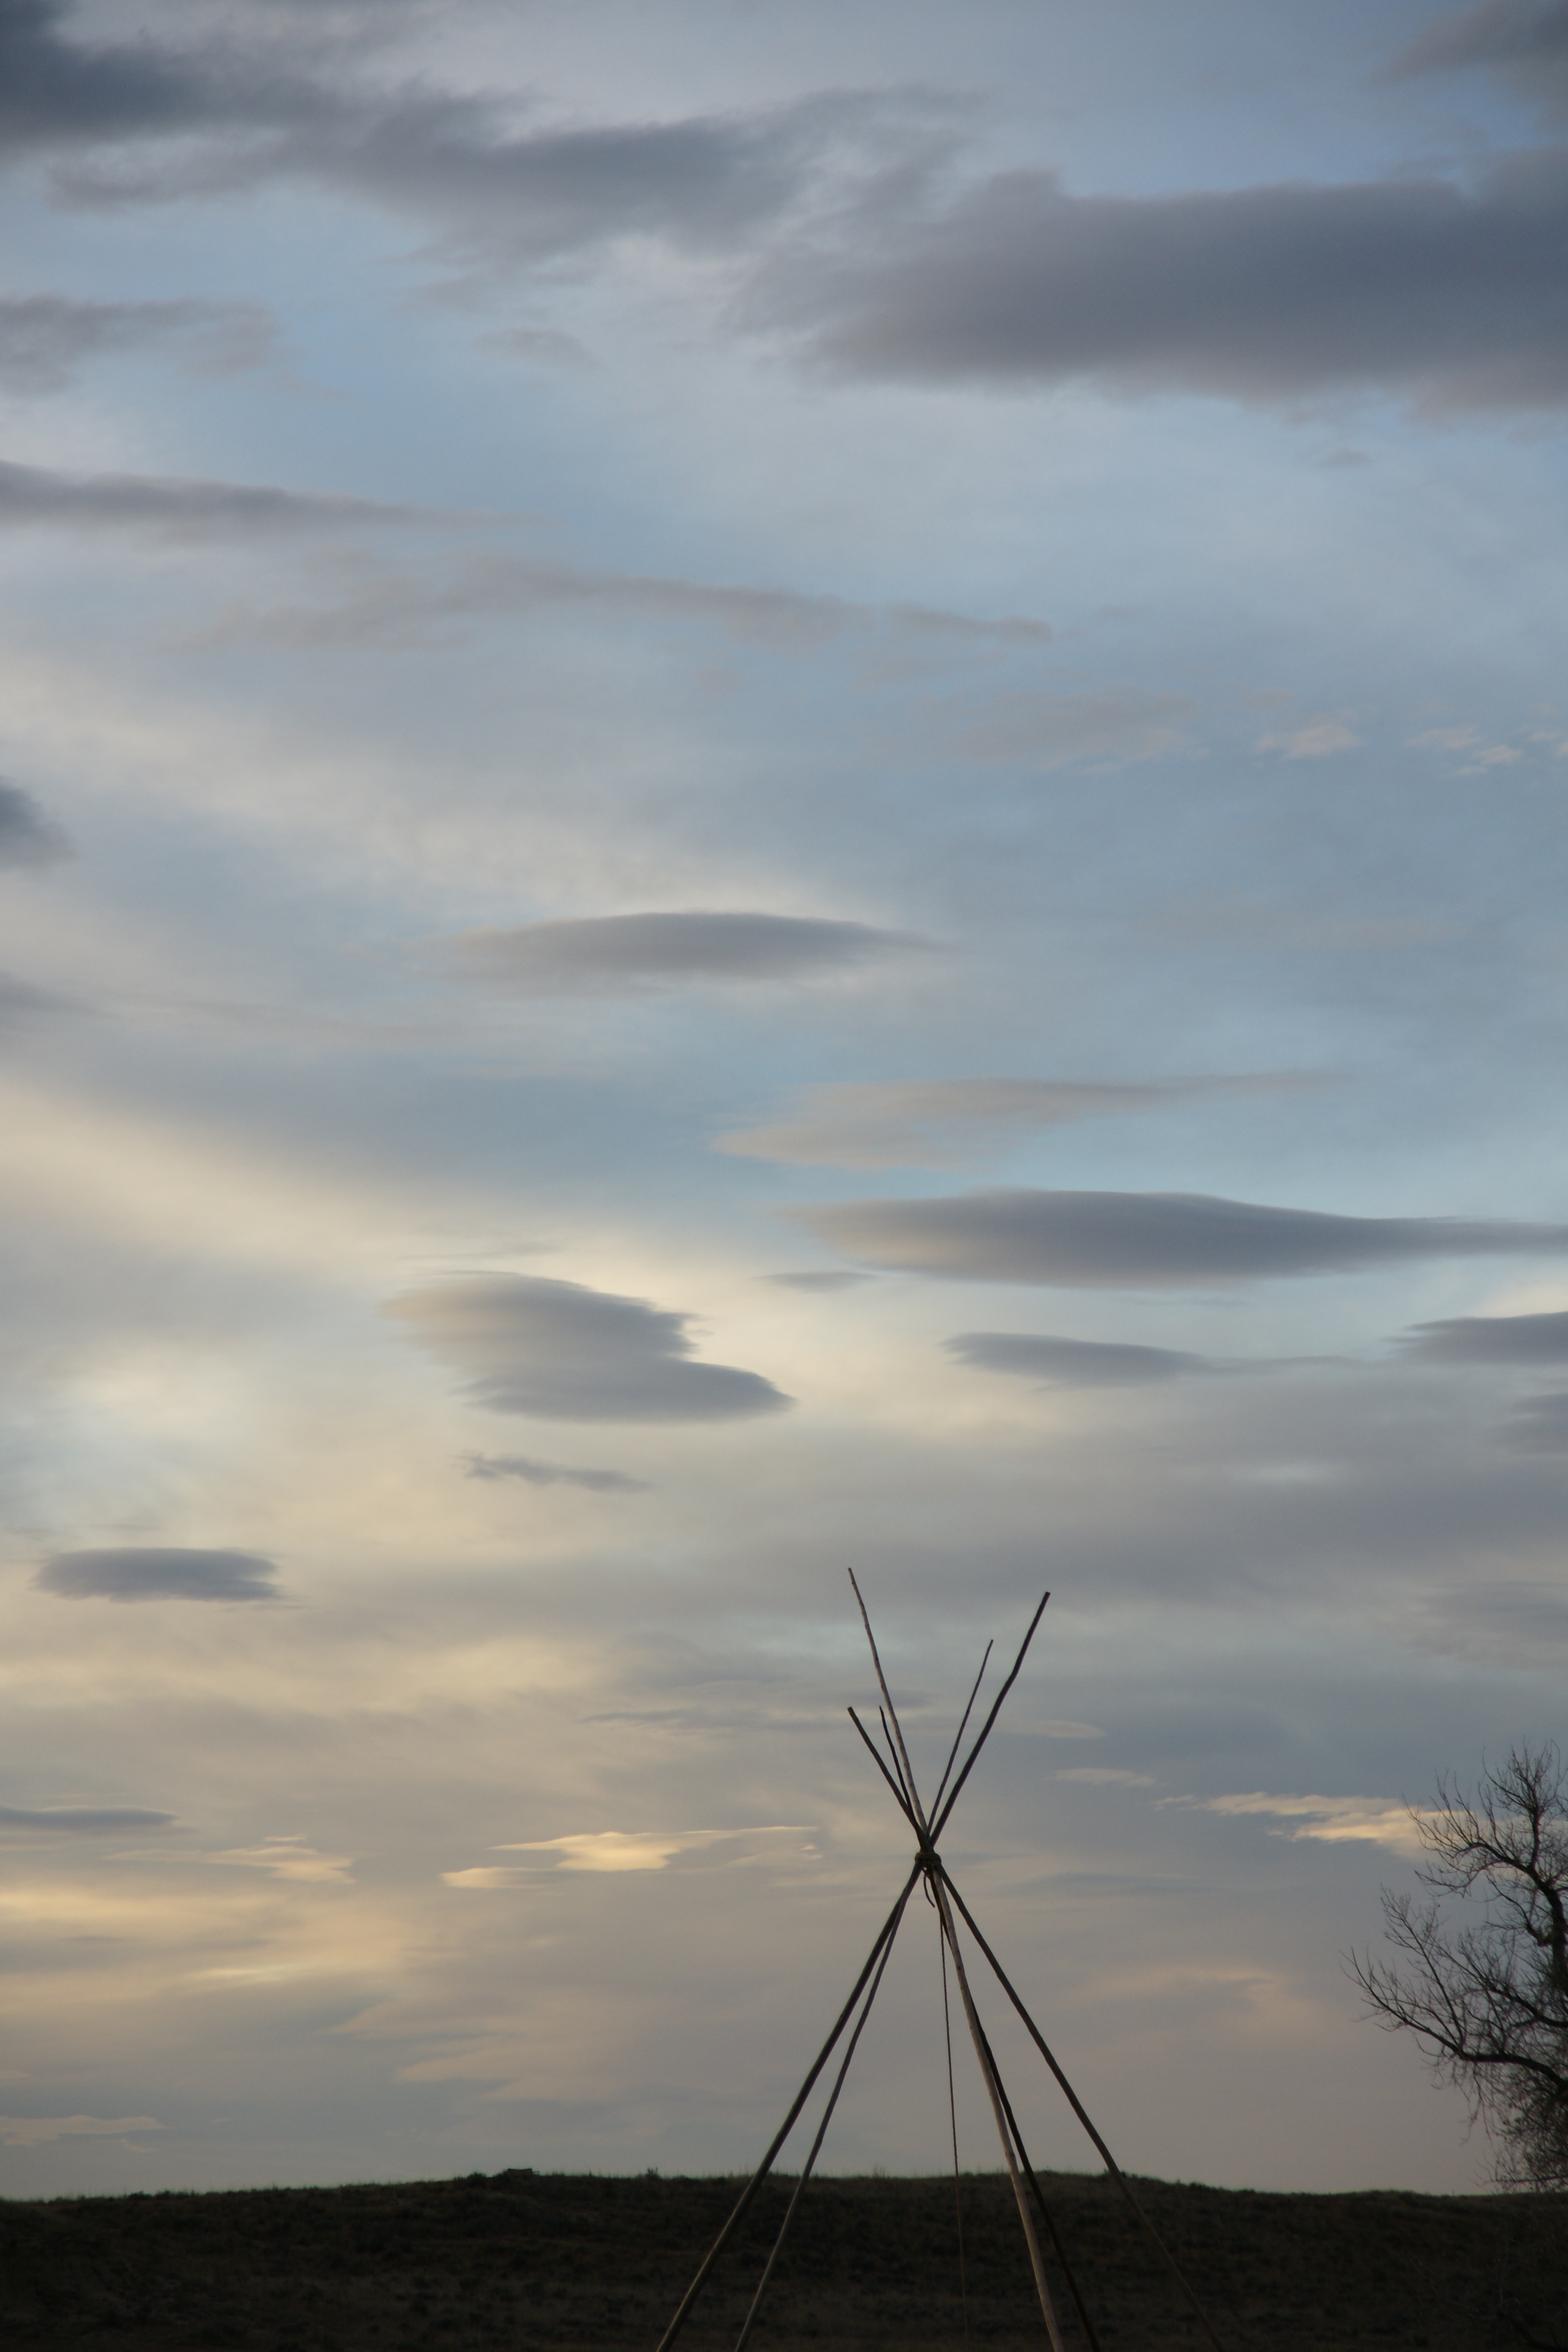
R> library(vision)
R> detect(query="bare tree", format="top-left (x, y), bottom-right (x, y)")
top-left (1353, 1742), bottom-right (1567, 2195)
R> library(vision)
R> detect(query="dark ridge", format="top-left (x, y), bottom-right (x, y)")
top-left (0, 2167), bottom-right (1562, 2349)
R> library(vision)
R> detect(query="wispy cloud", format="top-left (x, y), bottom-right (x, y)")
top-left (447, 1825), bottom-right (815, 1881)
top-left (1400, 1308), bottom-right (1568, 1364)
top-left (0, 456), bottom-right (428, 539)
top-left (0, 778), bottom-right (72, 867)
top-left (1177, 1790), bottom-right (1428, 1852)
top-left (1384, 0), bottom-right (1568, 120)
top-left (1254, 718), bottom-right (1362, 759)
top-left (0, 292), bottom-right (277, 394)
top-left (205, 1838), bottom-right (353, 1883)
top-left (198, 551), bottom-right (1051, 656)
top-left (721, 1074), bottom-right (1322, 1170)
top-left (461, 1452), bottom-right (651, 1493)
top-left (0, 2114), bottom-right (164, 2146)
top-left (931, 686), bottom-right (1193, 770)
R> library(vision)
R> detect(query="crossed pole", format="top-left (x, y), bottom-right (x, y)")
top-left (655, 1576), bottom-right (1227, 2352)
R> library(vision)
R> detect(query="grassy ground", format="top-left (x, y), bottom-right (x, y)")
top-left (2, 2166), bottom-right (1563, 2351)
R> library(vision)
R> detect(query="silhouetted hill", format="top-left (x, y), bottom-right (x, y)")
top-left (2, 2166), bottom-right (1562, 2351)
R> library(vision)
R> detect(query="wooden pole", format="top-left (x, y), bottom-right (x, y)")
top-left (729, 1909), bottom-right (904, 2352)
top-left (932, 1589), bottom-right (1049, 1843)
top-left (932, 1637), bottom-right (993, 1820)
top-left (965, 1970), bottom-right (1104, 2352)
top-left (939, 1861), bottom-right (1228, 2352)
top-left (847, 1567), bottom-right (929, 1829)
top-left (930, 1873), bottom-right (1068, 2352)
top-left (849, 1574), bottom-right (1072, 2350)
top-left (654, 1858), bottom-right (923, 2352)
top-left (848, 1705), bottom-right (918, 1828)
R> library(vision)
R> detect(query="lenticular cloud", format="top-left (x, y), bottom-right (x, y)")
top-left (35, 1549), bottom-right (281, 1602)
top-left (388, 1272), bottom-right (791, 1422)
top-left (801, 1189), bottom-right (1568, 1286)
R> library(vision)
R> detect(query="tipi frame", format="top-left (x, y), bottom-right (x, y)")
top-left (655, 1575), bottom-right (1228, 2352)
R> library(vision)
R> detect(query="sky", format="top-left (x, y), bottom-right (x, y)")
top-left (1, 0), bottom-right (1566, 2205)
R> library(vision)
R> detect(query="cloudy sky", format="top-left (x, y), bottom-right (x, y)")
top-left (2, 0), bottom-right (1566, 2204)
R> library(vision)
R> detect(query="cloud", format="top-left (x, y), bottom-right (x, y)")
top-left (945, 1332), bottom-right (1214, 1386)
top-left (1507, 1389), bottom-right (1568, 1450)
top-left (0, 0), bottom-right (248, 157)
top-left (1409, 726), bottom-right (1482, 753)
top-left (215, 554), bottom-right (858, 654)
top-left (1385, 1), bottom-right (1568, 119)
top-left (34, 1548), bottom-right (283, 1602)
top-left (721, 1073), bottom-right (1323, 1169)
top-left (0, 1), bottom-right (851, 258)
top-left (797, 1189), bottom-right (1568, 1286)
top-left (753, 149), bottom-right (1568, 414)
top-left (206, 1837), bottom-right (352, 1882)
top-left (1057, 1767), bottom-right (1156, 1785)
top-left (448, 912), bottom-right (930, 992)
top-left (761, 1270), bottom-right (874, 1291)
top-left (0, 456), bottom-right (425, 538)
top-left (1400, 1308), bottom-right (1568, 1363)
top-left (8, 4), bottom-right (1566, 421)
top-left (0, 777), bottom-right (72, 865)
top-left (936, 687), bottom-right (1194, 769)
top-left (193, 548), bottom-right (1050, 656)
top-left (0, 2114), bottom-right (164, 2147)
top-left (1254, 718), bottom-right (1363, 760)
top-left (1010, 1721), bottom-right (1105, 1739)
top-left (388, 1273), bottom-right (791, 1422)
top-left (0, 292), bottom-right (276, 394)
top-left (1188, 1791), bottom-right (1428, 1853)
top-left (490, 1825), bottom-right (812, 1873)
top-left (462, 1451), bottom-right (650, 1493)
top-left (0, 970), bottom-right (78, 1027)
top-left (0, 1805), bottom-right (176, 1837)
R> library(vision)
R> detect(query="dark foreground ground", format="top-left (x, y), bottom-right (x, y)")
top-left (2, 2168), bottom-right (1563, 2352)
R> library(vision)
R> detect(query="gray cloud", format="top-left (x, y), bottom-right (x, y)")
top-left (0, 1), bottom-right (848, 258)
top-left (0, 1804), bottom-right (176, 1836)
top-left (0, 293), bottom-right (276, 394)
top-left (34, 1548), bottom-right (282, 1602)
top-left (761, 1270), bottom-right (873, 1291)
top-left (0, 970), bottom-right (77, 1024)
top-left (0, 778), bottom-right (71, 865)
top-left (1386, 1), bottom-right (1568, 118)
top-left (389, 1273), bottom-right (791, 1422)
top-left (273, 556), bottom-right (858, 652)
top-left (754, 149), bottom-right (1568, 414)
top-left (945, 1332), bottom-right (1214, 1386)
top-left (935, 686), bottom-right (1194, 769)
top-left (462, 1451), bottom-right (650, 1493)
top-left (1508, 1389), bottom-right (1568, 1450)
top-left (797, 1189), bottom-right (1568, 1287)
top-left (0, 0), bottom-right (231, 155)
top-left (721, 1073), bottom-right (1326, 1169)
top-left (0, 456), bottom-right (424, 538)
top-left (8, 5), bottom-right (1565, 422)
top-left (449, 912), bottom-right (931, 992)
top-left (1401, 1308), bottom-right (1568, 1364)
top-left (192, 549), bottom-right (1051, 656)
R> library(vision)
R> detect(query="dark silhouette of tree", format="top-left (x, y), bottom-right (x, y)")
top-left (1353, 1742), bottom-right (1567, 2195)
